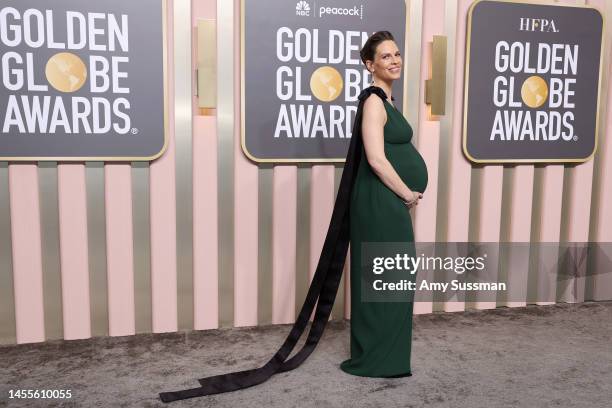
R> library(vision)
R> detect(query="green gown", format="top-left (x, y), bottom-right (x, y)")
top-left (340, 91), bottom-right (428, 378)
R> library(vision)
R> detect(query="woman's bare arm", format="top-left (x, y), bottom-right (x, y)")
top-left (360, 95), bottom-right (422, 206)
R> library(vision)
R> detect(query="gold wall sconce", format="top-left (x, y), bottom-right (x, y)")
top-left (424, 35), bottom-right (446, 118)
top-left (196, 19), bottom-right (216, 115)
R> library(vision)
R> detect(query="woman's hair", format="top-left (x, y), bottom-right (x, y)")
top-left (359, 31), bottom-right (395, 72)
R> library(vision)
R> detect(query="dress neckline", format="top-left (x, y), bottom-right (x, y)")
top-left (384, 99), bottom-right (399, 111)
top-left (360, 85), bottom-right (399, 111)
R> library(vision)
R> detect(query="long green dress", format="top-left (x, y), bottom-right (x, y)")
top-left (340, 90), bottom-right (428, 378)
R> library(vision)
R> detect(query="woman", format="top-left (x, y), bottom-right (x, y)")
top-left (159, 31), bottom-right (428, 403)
top-left (340, 30), bottom-right (428, 378)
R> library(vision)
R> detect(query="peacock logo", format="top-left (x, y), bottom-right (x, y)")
top-left (296, 0), bottom-right (310, 16)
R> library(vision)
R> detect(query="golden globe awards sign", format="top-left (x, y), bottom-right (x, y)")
top-left (463, 0), bottom-right (604, 163)
top-left (242, 0), bottom-right (406, 162)
top-left (0, 0), bottom-right (167, 161)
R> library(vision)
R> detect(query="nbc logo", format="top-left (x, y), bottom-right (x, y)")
top-left (296, 0), bottom-right (310, 16)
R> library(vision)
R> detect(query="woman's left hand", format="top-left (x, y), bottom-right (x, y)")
top-left (402, 190), bottom-right (421, 209)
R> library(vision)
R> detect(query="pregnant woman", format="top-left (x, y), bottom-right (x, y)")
top-left (159, 30), bottom-right (428, 402)
top-left (340, 30), bottom-right (428, 378)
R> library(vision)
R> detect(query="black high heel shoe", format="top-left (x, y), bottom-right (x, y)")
top-left (384, 372), bottom-right (413, 378)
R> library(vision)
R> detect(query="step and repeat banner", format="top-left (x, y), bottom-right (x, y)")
top-left (0, 0), bottom-right (604, 164)
top-left (242, 0), bottom-right (407, 162)
top-left (0, 0), bottom-right (167, 161)
top-left (463, 0), bottom-right (604, 163)
top-left (242, 0), bottom-right (604, 164)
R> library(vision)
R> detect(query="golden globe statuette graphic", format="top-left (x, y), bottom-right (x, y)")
top-left (45, 52), bottom-right (88, 93)
top-left (310, 66), bottom-right (343, 102)
top-left (521, 75), bottom-right (548, 109)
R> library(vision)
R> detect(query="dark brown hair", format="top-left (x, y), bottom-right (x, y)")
top-left (359, 31), bottom-right (395, 72)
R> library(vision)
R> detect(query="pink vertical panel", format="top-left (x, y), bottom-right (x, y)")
top-left (309, 165), bottom-right (335, 322)
top-left (233, 152), bottom-right (259, 327)
top-left (104, 164), bottom-right (135, 336)
top-left (272, 166), bottom-right (297, 324)
top-left (150, 0), bottom-right (178, 333)
top-left (505, 165), bottom-right (534, 308)
top-left (192, 0), bottom-right (218, 332)
top-left (592, 20), bottom-right (612, 300)
top-left (9, 164), bottom-right (45, 343)
top-left (193, 117), bottom-right (219, 329)
top-left (445, 0), bottom-right (472, 232)
top-left (233, 0), bottom-right (259, 327)
top-left (562, 159), bottom-right (594, 304)
top-left (535, 165), bottom-right (564, 305)
top-left (413, 0), bottom-right (444, 315)
top-left (474, 166), bottom-right (503, 310)
top-left (443, 0), bottom-right (474, 314)
top-left (57, 164), bottom-right (92, 339)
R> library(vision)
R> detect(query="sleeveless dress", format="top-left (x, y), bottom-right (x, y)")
top-left (340, 92), bottom-right (428, 377)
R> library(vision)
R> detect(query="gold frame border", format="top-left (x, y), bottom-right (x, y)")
top-left (462, 0), bottom-right (606, 164)
top-left (0, 0), bottom-right (170, 162)
top-left (240, 0), bottom-right (410, 164)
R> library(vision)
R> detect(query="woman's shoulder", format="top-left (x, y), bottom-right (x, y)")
top-left (360, 87), bottom-right (387, 124)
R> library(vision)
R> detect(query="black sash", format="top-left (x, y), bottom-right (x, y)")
top-left (159, 86), bottom-right (390, 403)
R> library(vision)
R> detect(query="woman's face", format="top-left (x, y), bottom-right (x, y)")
top-left (366, 39), bottom-right (402, 82)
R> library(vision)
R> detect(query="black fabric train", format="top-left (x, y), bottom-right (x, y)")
top-left (158, 85), bottom-right (392, 403)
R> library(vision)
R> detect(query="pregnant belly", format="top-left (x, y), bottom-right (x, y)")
top-left (386, 143), bottom-right (429, 194)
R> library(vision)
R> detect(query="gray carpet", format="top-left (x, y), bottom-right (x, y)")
top-left (1, 301), bottom-right (611, 408)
